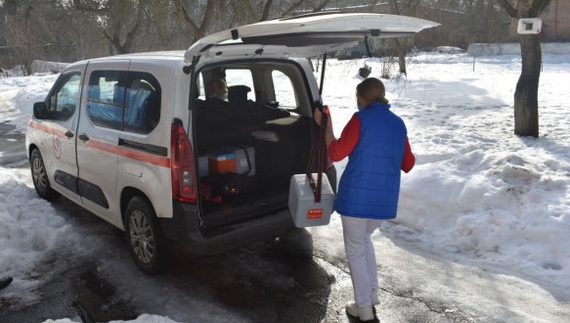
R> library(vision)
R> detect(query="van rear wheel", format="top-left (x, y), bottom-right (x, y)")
top-left (30, 149), bottom-right (60, 200)
top-left (124, 197), bottom-right (167, 275)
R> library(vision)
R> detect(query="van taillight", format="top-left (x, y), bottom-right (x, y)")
top-left (171, 121), bottom-right (197, 203)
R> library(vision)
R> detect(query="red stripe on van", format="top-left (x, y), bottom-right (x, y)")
top-left (29, 120), bottom-right (171, 168)
top-left (87, 139), bottom-right (171, 168)
top-left (28, 120), bottom-right (67, 138)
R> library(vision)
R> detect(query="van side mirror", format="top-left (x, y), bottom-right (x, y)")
top-left (33, 102), bottom-right (49, 119)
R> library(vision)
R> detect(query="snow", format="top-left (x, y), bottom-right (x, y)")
top-left (316, 51), bottom-right (570, 292)
top-left (0, 49), bottom-right (569, 322)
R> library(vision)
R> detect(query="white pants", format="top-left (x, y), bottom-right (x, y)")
top-left (341, 215), bottom-right (383, 307)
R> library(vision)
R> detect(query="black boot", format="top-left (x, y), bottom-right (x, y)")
top-left (0, 277), bottom-right (13, 290)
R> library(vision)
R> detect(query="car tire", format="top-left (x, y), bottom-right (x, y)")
top-left (30, 149), bottom-right (60, 201)
top-left (124, 197), bottom-right (167, 275)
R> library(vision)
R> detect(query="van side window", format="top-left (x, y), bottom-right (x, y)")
top-left (47, 72), bottom-right (81, 121)
top-left (87, 71), bottom-right (161, 133)
top-left (87, 71), bottom-right (125, 130)
top-left (272, 70), bottom-right (297, 109)
top-left (225, 69), bottom-right (255, 101)
top-left (123, 72), bottom-right (161, 133)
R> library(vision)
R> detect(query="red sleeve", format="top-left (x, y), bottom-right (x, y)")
top-left (328, 114), bottom-right (360, 162)
top-left (401, 136), bottom-right (415, 173)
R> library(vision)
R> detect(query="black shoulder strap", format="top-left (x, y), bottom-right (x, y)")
top-left (305, 107), bottom-right (328, 202)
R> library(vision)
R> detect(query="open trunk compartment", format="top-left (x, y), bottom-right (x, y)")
top-left (196, 114), bottom-right (313, 228)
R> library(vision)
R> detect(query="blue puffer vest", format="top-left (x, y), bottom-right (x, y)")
top-left (334, 102), bottom-right (407, 219)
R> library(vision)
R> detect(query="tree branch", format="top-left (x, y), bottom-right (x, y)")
top-left (72, 0), bottom-right (109, 14)
top-left (282, 0), bottom-right (305, 17)
top-left (529, 0), bottom-right (552, 17)
top-left (172, 0), bottom-right (204, 39)
top-left (496, 0), bottom-right (519, 18)
top-left (123, 1), bottom-right (144, 52)
top-left (312, 0), bottom-right (333, 12)
top-left (389, 0), bottom-right (401, 14)
top-left (199, 0), bottom-right (216, 33)
top-left (260, 0), bottom-right (274, 21)
top-left (101, 29), bottom-right (123, 53)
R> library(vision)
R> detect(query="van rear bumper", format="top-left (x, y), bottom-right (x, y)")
top-left (159, 201), bottom-right (296, 256)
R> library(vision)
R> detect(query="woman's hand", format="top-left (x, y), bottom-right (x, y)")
top-left (313, 108), bottom-right (323, 126)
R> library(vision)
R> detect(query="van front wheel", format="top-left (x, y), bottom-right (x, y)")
top-left (124, 197), bottom-right (167, 275)
top-left (30, 149), bottom-right (60, 200)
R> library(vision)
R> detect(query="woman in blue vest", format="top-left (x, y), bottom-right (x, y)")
top-left (315, 77), bottom-right (415, 322)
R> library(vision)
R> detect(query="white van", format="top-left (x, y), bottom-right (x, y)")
top-left (25, 12), bottom-right (438, 274)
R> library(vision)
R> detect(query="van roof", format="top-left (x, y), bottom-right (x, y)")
top-left (63, 51), bottom-right (186, 70)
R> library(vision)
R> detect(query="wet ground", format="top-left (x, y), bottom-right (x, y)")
top-left (0, 121), bottom-right (27, 166)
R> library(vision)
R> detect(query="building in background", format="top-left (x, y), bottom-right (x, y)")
top-left (532, 0), bottom-right (570, 41)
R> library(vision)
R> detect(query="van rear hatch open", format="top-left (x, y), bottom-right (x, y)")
top-left (186, 13), bottom-right (439, 229)
top-left (185, 12), bottom-right (440, 60)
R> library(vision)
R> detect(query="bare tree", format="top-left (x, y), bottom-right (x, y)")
top-left (72, 0), bottom-right (149, 55)
top-left (280, 0), bottom-right (335, 16)
top-left (388, 0), bottom-right (422, 75)
top-left (497, 0), bottom-right (551, 138)
top-left (0, 2), bottom-right (51, 74)
top-left (171, 0), bottom-right (217, 42)
top-left (260, 0), bottom-right (275, 21)
top-left (171, 0), bottom-right (336, 44)
top-left (429, 0), bottom-right (506, 44)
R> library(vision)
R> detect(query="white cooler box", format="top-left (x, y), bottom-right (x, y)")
top-left (288, 173), bottom-right (334, 228)
top-left (224, 145), bottom-right (255, 176)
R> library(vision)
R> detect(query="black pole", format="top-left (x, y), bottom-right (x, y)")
top-left (319, 53), bottom-right (327, 97)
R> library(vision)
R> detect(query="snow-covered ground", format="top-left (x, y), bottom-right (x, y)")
top-left (318, 51), bottom-right (570, 292)
top-left (0, 50), bottom-right (569, 322)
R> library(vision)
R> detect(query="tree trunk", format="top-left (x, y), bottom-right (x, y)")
top-left (396, 38), bottom-right (407, 75)
top-left (514, 35), bottom-right (541, 137)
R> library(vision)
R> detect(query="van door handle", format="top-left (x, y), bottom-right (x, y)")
top-left (65, 131), bottom-right (74, 138)
top-left (78, 134), bottom-right (90, 142)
